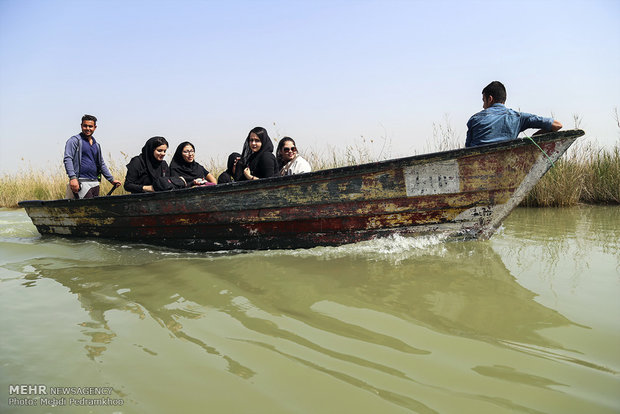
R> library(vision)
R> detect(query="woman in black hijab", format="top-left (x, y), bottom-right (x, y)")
top-left (217, 152), bottom-right (241, 184)
top-left (170, 141), bottom-right (216, 186)
top-left (124, 136), bottom-right (170, 193)
top-left (239, 126), bottom-right (278, 181)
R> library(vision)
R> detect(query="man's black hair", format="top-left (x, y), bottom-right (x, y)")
top-left (81, 114), bottom-right (97, 125)
top-left (482, 81), bottom-right (506, 103)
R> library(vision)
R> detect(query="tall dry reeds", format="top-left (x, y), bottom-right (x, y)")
top-left (578, 143), bottom-right (620, 204)
top-left (0, 162), bottom-right (129, 208)
top-left (0, 167), bottom-right (66, 207)
top-left (520, 150), bottom-right (585, 207)
top-left (522, 137), bottom-right (619, 206)
top-left (304, 135), bottom-right (391, 170)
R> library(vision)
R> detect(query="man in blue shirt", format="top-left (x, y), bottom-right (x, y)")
top-left (465, 81), bottom-right (562, 147)
top-left (63, 114), bottom-right (121, 199)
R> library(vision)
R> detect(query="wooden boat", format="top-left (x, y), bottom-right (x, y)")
top-left (19, 130), bottom-right (584, 251)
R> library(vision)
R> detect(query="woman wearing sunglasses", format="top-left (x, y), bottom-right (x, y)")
top-left (276, 137), bottom-right (312, 176)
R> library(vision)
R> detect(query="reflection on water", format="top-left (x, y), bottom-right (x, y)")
top-left (0, 207), bottom-right (619, 413)
top-left (499, 207), bottom-right (620, 278)
top-left (14, 242), bottom-right (572, 366)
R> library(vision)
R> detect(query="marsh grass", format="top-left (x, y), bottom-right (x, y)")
top-left (580, 143), bottom-right (620, 204)
top-left (305, 135), bottom-right (391, 170)
top-left (0, 168), bottom-right (66, 206)
top-left (0, 161), bottom-right (130, 208)
top-left (521, 151), bottom-right (585, 207)
top-left (1, 135), bottom-right (618, 208)
top-left (520, 140), bottom-right (620, 206)
top-left (425, 116), bottom-right (462, 153)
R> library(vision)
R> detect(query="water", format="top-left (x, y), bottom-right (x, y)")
top-left (1, 206), bottom-right (618, 413)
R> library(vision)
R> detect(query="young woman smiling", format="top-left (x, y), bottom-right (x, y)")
top-left (124, 136), bottom-right (171, 193)
top-left (239, 127), bottom-right (278, 181)
top-left (276, 137), bottom-right (312, 176)
top-left (170, 141), bottom-right (216, 186)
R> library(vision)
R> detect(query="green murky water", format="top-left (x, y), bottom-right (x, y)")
top-left (1, 206), bottom-right (618, 413)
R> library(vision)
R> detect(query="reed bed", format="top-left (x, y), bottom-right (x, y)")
top-left (0, 161), bottom-right (130, 208)
top-left (1, 139), bottom-right (618, 208)
top-left (0, 168), bottom-right (67, 207)
top-left (521, 141), bottom-right (620, 206)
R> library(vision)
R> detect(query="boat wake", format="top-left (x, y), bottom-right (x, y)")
top-left (260, 233), bottom-right (450, 264)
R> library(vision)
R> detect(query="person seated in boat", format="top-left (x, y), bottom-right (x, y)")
top-left (276, 137), bottom-right (312, 176)
top-left (238, 127), bottom-right (278, 181)
top-left (217, 152), bottom-right (241, 184)
top-left (63, 114), bottom-right (121, 199)
top-left (170, 141), bottom-right (216, 186)
top-left (124, 136), bottom-right (184, 193)
top-left (465, 81), bottom-right (563, 148)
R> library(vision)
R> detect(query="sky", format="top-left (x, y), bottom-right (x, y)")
top-left (1, 0), bottom-right (619, 175)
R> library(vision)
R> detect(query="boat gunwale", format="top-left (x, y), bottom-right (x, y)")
top-left (18, 130), bottom-right (584, 208)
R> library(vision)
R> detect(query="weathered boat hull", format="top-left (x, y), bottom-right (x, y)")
top-left (19, 130), bottom-right (583, 251)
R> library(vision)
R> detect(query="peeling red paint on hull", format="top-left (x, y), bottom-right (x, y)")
top-left (19, 131), bottom-right (583, 251)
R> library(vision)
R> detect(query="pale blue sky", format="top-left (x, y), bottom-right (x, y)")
top-left (1, 0), bottom-right (618, 174)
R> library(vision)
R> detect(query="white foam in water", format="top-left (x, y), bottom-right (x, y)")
top-left (0, 223), bottom-right (40, 239)
top-left (260, 233), bottom-right (449, 264)
top-left (0, 210), bottom-right (40, 240)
